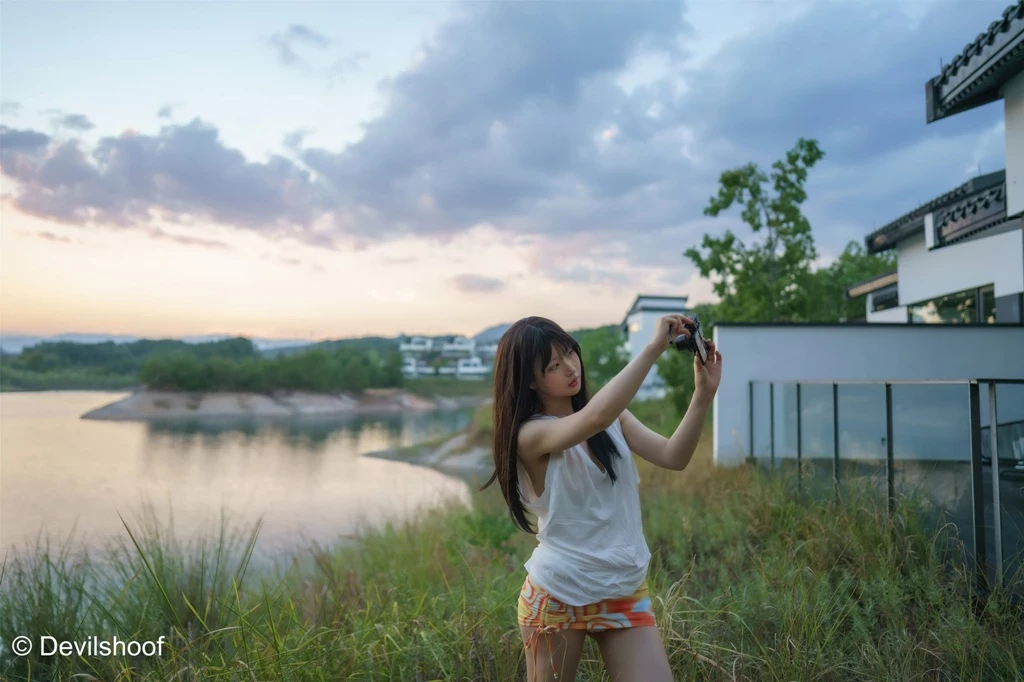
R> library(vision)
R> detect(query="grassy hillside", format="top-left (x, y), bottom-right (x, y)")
top-left (5, 397), bottom-right (1020, 680)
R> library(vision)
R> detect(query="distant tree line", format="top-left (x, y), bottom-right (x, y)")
top-left (1, 336), bottom-right (405, 393)
top-left (139, 346), bottom-right (404, 393)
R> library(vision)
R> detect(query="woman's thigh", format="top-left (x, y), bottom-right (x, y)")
top-left (593, 626), bottom-right (673, 682)
top-left (519, 625), bottom-right (587, 682)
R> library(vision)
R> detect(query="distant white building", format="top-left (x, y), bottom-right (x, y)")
top-left (619, 294), bottom-right (691, 400)
top-left (441, 335), bottom-right (476, 357)
top-left (399, 336), bottom-right (435, 354)
top-left (398, 334), bottom-right (493, 379)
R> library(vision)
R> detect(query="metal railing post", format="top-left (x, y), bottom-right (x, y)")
top-left (833, 382), bottom-right (840, 501)
top-left (989, 382), bottom-right (1003, 587)
top-left (885, 383), bottom-right (895, 519)
top-left (796, 383), bottom-right (803, 494)
top-left (749, 381), bottom-right (754, 464)
top-left (968, 381), bottom-right (987, 592)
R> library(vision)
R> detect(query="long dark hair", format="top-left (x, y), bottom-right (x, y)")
top-left (481, 316), bottom-right (623, 533)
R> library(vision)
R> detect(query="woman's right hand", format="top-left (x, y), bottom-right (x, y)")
top-left (649, 313), bottom-right (694, 352)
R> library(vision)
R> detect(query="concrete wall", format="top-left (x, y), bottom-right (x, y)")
top-left (1004, 70), bottom-right (1024, 217)
top-left (711, 324), bottom-right (1024, 466)
top-left (897, 229), bottom-right (1024, 305)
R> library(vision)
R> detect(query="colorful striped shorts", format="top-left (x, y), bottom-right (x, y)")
top-left (517, 574), bottom-right (657, 632)
top-left (518, 575), bottom-right (658, 681)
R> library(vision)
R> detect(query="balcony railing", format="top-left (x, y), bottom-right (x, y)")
top-left (749, 378), bottom-right (1024, 592)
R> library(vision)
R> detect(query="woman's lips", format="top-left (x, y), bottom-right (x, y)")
top-left (568, 377), bottom-right (579, 387)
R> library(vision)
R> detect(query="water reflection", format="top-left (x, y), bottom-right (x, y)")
top-left (0, 392), bottom-right (477, 560)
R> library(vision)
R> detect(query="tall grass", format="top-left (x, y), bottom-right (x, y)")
top-left (2, 398), bottom-right (1022, 681)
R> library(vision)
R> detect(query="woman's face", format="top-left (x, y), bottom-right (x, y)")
top-left (532, 345), bottom-right (582, 398)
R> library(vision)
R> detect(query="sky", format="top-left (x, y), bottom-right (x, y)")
top-left (0, 0), bottom-right (1010, 341)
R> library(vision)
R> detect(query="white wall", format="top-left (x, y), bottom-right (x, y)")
top-left (1004, 70), bottom-right (1024, 217)
top-left (897, 229), bottom-right (1024, 305)
top-left (711, 324), bottom-right (1024, 466)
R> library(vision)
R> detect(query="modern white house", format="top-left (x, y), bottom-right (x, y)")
top-left (399, 336), bottom-right (436, 354)
top-left (847, 1), bottom-right (1024, 324)
top-left (455, 357), bottom-right (489, 377)
top-left (618, 294), bottom-right (691, 400)
top-left (397, 333), bottom-right (494, 379)
top-left (710, 3), bottom-right (1024, 589)
top-left (401, 356), bottom-right (437, 378)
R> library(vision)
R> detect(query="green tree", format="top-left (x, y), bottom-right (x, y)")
top-left (685, 137), bottom-right (825, 323)
top-left (577, 326), bottom-right (630, 390)
top-left (805, 240), bottom-right (897, 322)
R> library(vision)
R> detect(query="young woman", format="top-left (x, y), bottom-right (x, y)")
top-left (483, 313), bottom-right (722, 682)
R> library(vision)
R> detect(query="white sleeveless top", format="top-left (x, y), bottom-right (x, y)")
top-left (517, 413), bottom-right (652, 606)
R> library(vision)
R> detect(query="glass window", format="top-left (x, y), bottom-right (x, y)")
top-left (908, 287), bottom-right (978, 324)
top-left (980, 284), bottom-right (996, 323)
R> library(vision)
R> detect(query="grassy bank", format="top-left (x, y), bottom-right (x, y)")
top-left (2, 398), bottom-right (1022, 681)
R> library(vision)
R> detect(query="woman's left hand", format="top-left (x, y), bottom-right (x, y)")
top-left (694, 339), bottom-right (722, 399)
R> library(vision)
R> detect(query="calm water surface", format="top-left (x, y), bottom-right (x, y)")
top-left (1, 392), bottom-right (476, 559)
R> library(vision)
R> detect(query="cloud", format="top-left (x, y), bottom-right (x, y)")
top-left (0, 126), bottom-right (50, 153)
top-left (18, 230), bottom-right (76, 244)
top-left (268, 24), bottom-right (333, 68)
top-left (382, 256), bottom-right (417, 266)
top-left (58, 114), bottom-right (95, 132)
top-left (0, 1), bottom-right (1010, 282)
top-left (0, 119), bottom-right (326, 240)
top-left (145, 226), bottom-right (230, 249)
top-left (259, 252), bottom-right (325, 271)
top-left (266, 24), bottom-right (366, 82)
top-left (453, 274), bottom-right (506, 293)
top-left (157, 103), bottom-right (183, 119)
top-left (41, 109), bottom-right (97, 132)
top-left (1, 101), bottom-right (21, 116)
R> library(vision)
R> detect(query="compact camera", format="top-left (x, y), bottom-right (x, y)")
top-left (671, 314), bottom-right (709, 365)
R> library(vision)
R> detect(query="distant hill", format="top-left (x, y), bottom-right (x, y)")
top-left (472, 323), bottom-right (512, 343)
top-left (261, 336), bottom-right (400, 358)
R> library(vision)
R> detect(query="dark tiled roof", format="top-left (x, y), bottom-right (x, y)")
top-left (936, 184), bottom-right (1009, 245)
top-left (865, 170), bottom-right (1005, 253)
top-left (926, 1), bottom-right (1024, 122)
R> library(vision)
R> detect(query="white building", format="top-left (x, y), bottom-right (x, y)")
top-left (397, 334), bottom-right (494, 379)
top-left (441, 335), bottom-right (476, 356)
top-left (399, 336), bottom-right (435, 354)
top-left (710, 2), bottom-right (1024, 591)
top-left (619, 294), bottom-right (691, 401)
top-left (848, 2), bottom-right (1024, 324)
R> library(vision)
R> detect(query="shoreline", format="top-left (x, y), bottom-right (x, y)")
top-left (362, 429), bottom-right (493, 477)
top-left (80, 388), bottom-right (487, 421)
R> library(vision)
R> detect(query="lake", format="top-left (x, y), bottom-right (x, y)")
top-left (0, 391), bottom-right (477, 561)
